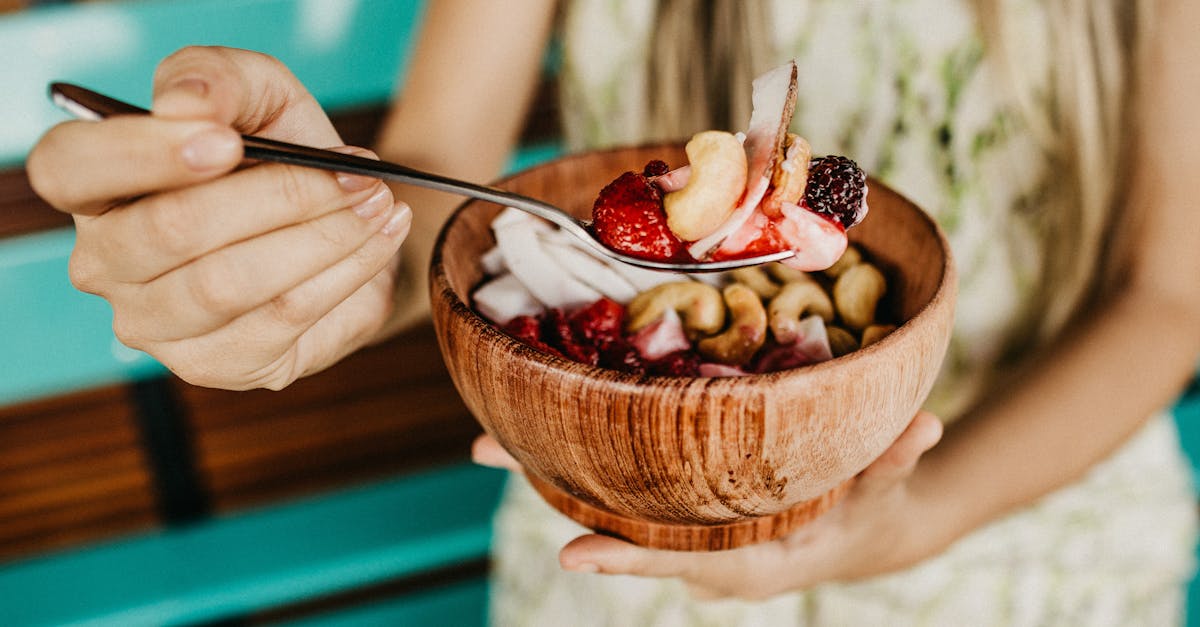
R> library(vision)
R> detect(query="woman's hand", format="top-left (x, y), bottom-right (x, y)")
top-left (472, 411), bottom-right (949, 601)
top-left (27, 46), bottom-right (412, 390)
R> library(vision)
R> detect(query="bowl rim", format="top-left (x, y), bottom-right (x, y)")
top-left (430, 143), bottom-right (957, 386)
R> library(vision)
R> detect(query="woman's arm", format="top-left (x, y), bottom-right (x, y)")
top-left (371, 0), bottom-right (557, 336)
top-left (514, 0), bottom-right (1200, 598)
top-left (914, 0), bottom-right (1200, 546)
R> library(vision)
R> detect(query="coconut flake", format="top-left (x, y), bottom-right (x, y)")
top-left (480, 245), bottom-right (507, 276)
top-left (538, 236), bottom-right (639, 302)
top-left (472, 273), bottom-right (543, 325)
top-left (494, 212), bottom-right (601, 309)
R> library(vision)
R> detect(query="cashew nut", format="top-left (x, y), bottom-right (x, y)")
top-left (767, 280), bottom-right (835, 344)
top-left (824, 244), bottom-right (862, 279)
top-left (697, 284), bottom-right (768, 365)
top-left (833, 262), bottom-right (887, 330)
top-left (763, 133), bottom-right (812, 216)
top-left (765, 263), bottom-right (813, 284)
top-left (663, 131), bottom-right (748, 241)
top-left (627, 281), bottom-right (725, 339)
top-left (861, 323), bottom-right (897, 347)
top-left (729, 266), bottom-right (781, 299)
top-left (826, 325), bottom-right (860, 357)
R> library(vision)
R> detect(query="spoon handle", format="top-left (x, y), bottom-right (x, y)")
top-left (48, 82), bottom-right (587, 231)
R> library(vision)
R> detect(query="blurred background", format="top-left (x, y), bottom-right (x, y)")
top-left (0, 1), bottom-right (1196, 626)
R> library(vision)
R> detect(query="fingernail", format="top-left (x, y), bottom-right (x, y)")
top-left (353, 187), bottom-right (392, 219)
top-left (567, 562), bottom-right (599, 574)
top-left (337, 172), bottom-right (377, 192)
top-left (166, 77), bottom-right (209, 98)
top-left (329, 146), bottom-right (379, 192)
top-left (382, 204), bottom-right (413, 238)
top-left (181, 128), bottom-right (239, 171)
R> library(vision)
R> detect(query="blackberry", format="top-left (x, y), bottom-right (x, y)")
top-left (642, 160), bottom-right (671, 177)
top-left (804, 156), bottom-right (867, 228)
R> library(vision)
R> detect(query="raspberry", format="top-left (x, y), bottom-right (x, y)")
top-left (599, 337), bottom-right (645, 374)
top-left (646, 350), bottom-right (701, 377)
top-left (542, 308), bottom-right (599, 366)
top-left (641, 160), bottom-right (671, 177)
top-left (804, 156), bottom-right (867, 228)
top-left (503, 315), bottom-right (563, 358)
top-left (569, 297), bottom-right (626, 347)
top-left (591, 171), bottom-right (691, 262)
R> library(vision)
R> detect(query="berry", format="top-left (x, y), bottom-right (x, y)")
top-left (646, 350), bottom-right (702, 377)
top-left (591, 171), bottom-right (691, 262)
top-left (642, 160), bottom-right (671, 177)
top-left (804, 156), bottom-right (867, 228)
top-left (503, 315), bottom-right (563, 358)
top-left (542, 308), bottom-right (599, 366)
top-left (569, 297), bottom-right (626, 347)
top-left (599, 337), bottom-right (645, 374)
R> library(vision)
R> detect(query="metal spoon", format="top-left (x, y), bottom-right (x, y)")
top-left (49, 82), bottom-right (794, 272)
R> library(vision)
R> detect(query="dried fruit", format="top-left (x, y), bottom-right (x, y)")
top-left (591, 170), bottom-right (691, 262)
top-left (642, 160), bottom-right (671, 177)
top-left (503, 315), bottom-right (563, 358)
top-left (569, 297), bottom-right (626, 347)
top-left (542, 308), bottom-right (599, 365)
top-left (804, 156), bottom-right (867, 228)
top-left (646, 350), bottom-right (702, 377)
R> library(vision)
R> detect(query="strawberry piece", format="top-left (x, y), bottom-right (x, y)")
top-left (569, 297), bottom-right (626, 347)
top-left (591, 170), bottom-right (691, 262)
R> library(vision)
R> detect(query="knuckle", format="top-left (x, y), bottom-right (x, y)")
top-left (273, 164), bottom-right (323, 212)
top-left (110, 314), bottom-right (147, 351)
top-left (187, 262), bottom-right (241, 318)
top-left (143, 200), bottom-right (200, 259)
top-left (266, 289), bottom-right (315, 329)
top-left (67, 248), bottom-right (104, 293)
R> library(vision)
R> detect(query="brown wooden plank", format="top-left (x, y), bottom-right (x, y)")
top-left (0, 385), bottom-right (160, 562)
top-left (181, 324), bottom-right (482, 511)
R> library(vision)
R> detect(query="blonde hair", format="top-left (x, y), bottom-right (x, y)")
top-left (643, 0), bottom-right (1148, 342)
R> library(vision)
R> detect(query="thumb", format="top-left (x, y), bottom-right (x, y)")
top-left (150, 46), bottom-right (340, 146)
top-left (856, 411), bottom-right (942, 494)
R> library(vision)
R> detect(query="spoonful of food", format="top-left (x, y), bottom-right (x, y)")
top-left (49, 82), bottom-right (795, 273)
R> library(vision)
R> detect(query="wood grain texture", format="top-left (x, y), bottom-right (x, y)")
top-left (431, 144), bottom-right (956, 550)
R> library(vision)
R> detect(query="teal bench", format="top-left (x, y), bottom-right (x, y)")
top-left (0, 464), bottom-right (506, 626)
top-left (0, 2), bottom-right (516, 625)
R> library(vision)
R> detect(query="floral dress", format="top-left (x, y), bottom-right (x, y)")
top-left (489, 1), bottom-right (1198, 625)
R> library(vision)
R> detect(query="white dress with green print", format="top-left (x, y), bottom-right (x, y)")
top-left (489, 1), bottom-right (1198, 625)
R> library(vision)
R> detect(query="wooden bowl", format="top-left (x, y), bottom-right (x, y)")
top-left (430, 144), bottom-right (955, 551)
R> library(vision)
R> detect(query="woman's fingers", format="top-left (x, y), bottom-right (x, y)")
top-left (145, 207), bottom-right (410, 390)
top-left (74, 155), bottom-right (387, 284)
top-left (471, 435), bottom-right (523, 472)
top-left (27, 117), bottom-right (242, 216)
top-left (856, 411), bottom-right (943, 494)
top-left (123, 191), bottom-right (402, 340)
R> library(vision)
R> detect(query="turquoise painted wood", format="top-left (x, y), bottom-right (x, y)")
top-left (0, 229), bottom-right (167, 405)
top-left (283, 578), bottom-right (487, 627)
top-left (0, 464), bottom-right (506, 627)
top-left (0, 0), bottom-right (427, 167)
